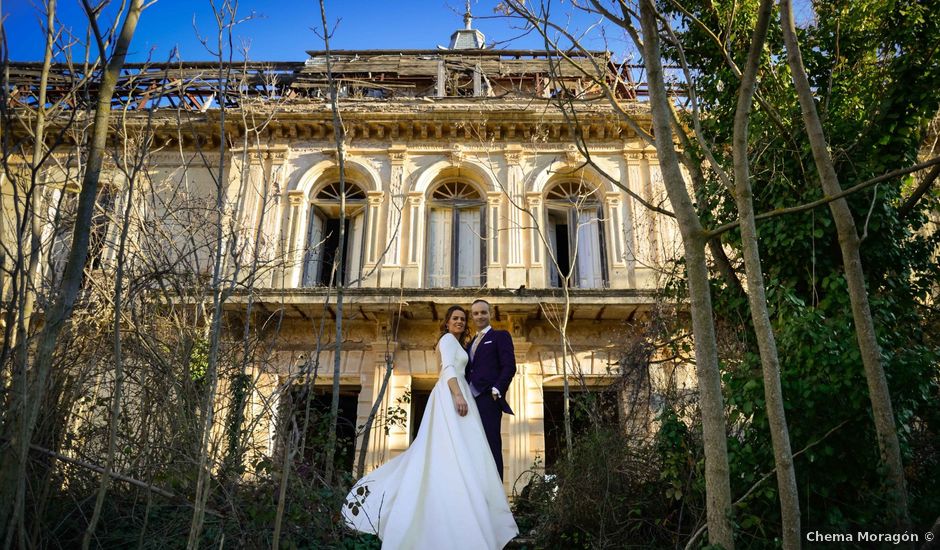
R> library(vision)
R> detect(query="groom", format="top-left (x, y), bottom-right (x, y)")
top-left (466, 299), bottom-right (516, 481)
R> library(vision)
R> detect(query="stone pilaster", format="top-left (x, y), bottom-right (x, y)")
top-left (504, 338), bottom-right (535, 494)
top-left (526, 193), bottom-right (544, 285)
top-left (402, 193), bottom-right (424, 287)
top-left (504, 147), bottom-right (528, 288)
top-left (487, 192), bottom-right (503, 288)
top-left (380, 146), bottom-right (407, 286)
top-left (283, 190), bottom-right (306, 288)
top-left (356, 340), bottom-right (401, 473)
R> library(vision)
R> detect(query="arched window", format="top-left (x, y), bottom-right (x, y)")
top-left (302, 182), bottom-right (367, 287)
top-left (426, 180), bottom-right (485, 288)
top-left (545, 180), bottom-right (608, 288)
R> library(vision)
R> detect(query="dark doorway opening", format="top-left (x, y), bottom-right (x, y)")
top-left (318, 218), bottom-right (351, 286)
top-left (542, 387), bottom-right (620, 470)
top-left (409, 385), bottom-right (433, 442)
top-left (553, 223), bottom-right (571, 286)
top-left (287, 385), bottom-right (360, 476)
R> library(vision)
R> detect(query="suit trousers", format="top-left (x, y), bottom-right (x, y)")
top-left (474, 392), bottom-right (504, 481)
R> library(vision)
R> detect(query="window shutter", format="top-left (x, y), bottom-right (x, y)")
top-left (548, 215), bottom-right (560, 287)
top-left (347, 213), bottom-right (365, 286)
top-left (456, 207), bottom-right (482, 287)
top-left (426, 208), bottom-right (452, 287)
top-left (302, 209), bottom-right (326, 286)
top-left (576, 208), bottom-right (603, 288)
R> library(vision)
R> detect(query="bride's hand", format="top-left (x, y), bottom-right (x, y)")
top-left (452, 393), bottom-right (468, 417)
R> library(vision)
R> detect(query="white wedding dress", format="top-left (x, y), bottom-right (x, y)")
top-left (343, 332), bottom-right (518, 549)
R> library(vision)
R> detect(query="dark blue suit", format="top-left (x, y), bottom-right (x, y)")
top-left (466, 328), bottom-right (516, 480)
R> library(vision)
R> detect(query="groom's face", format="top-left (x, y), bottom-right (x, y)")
top-left (471, 302), bottom-right (491, 331)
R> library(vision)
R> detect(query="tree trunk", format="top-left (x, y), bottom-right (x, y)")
top-left (320, 0), bottom-right (348, 485)
top-left (779, 0), bottom-right (910, 531)
top-left (357, 346), bottom-right (394, 478)
top-left (0, 1), bottom-right (144, 543)
top-left (639, 1), bottom-right (734, 547)
top-left (82, 122), bottom-right (147, 549)
top-left (731, 1), bottom-right (800, 546)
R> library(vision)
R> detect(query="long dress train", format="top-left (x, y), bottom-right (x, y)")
top-left (342, 332), bottom-right (518, 549)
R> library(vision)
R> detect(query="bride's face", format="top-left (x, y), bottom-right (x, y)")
top-left (447, 310), bottom-right (467, 336)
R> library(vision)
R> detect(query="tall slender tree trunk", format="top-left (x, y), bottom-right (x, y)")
top-left (320, 0), bottom-right (348, 485)
top-left (779, 0), bottom-right (910, 530)
top-left (731, 2), bottom-right (800, 547)
top-left (82, 122), bottom-right (147, 548)
top-left (187, 8), bottom-right (236, 546)
top-left (639, 1), bottom-right (733, 547)
top-left (0, 1), bottom-right (144, 544)
top-left (356, 353), bottom-right (393, 478)
top-left (0, 1), bottom-right (56, 544)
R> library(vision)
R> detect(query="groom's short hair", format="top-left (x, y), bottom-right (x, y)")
top-left (471, 298), bottom-right (491, 311)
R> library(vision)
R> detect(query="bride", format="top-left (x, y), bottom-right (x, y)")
top-left (343, 305), bottom-right (518, 549)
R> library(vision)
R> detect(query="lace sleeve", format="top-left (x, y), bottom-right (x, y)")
top-left (438, 334), bottom-right (459, 383)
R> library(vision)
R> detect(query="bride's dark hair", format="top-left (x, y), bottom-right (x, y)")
top-left (439, 305), bottom-right (469, 346)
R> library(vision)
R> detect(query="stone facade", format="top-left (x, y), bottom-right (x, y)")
top-left (1, 30), bottom-right (687, 495)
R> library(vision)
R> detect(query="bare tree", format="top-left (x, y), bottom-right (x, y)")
top-left (499, 1), bottom-right (735, 544)
top-left (82, 91), bottom-right (156, 549)
top-left (0, 0), bottom-right (145, 543)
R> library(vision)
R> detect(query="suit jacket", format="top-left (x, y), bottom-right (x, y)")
top-left (466, 328), bottom-right (516, 415)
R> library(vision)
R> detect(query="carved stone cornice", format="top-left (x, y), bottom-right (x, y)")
top-left (18, 105), bottom-right (652, 156)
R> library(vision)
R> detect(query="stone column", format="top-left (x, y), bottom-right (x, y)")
top-left (246, 366), bottom-right (280, 476)
top-left (402, 193), bottom-right (423, 287)
top-left (355, 340), bottom-right (402, 473)
top-left (380, 146), bottom-right (407, 287)
top-left (282, 190), bottom-right (306, 288)
top-left (526, 193), bottom-right (545, 286)
top-left (605, 192), bottom-right (634, 288)
top-left (487, 192), bottom-right (503, 288)
top-left (365, 191), bottom-right (384, 286)
top-left (642, 152), bottom-right (662, 265)
top-left (503, 317), bottom-right (536, 494)
top-left (243, 152), bottom-right (266, 231)
top-left (625, 151), bottom-right (658, 288)
top-left (504, 147), bottom-right (528, 288)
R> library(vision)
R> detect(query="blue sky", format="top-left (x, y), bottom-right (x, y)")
top-left (5, 0), bottom-right (622, 62)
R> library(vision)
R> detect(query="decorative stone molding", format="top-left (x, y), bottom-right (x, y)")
top-left (322, 148), bottom-right (346, 161)
top-left (287, 189), bottom-right (306, 205)
top-left (266, 148), bottom-right (287, 161)
top-left (366, 191), bottom-right (385, 206)
top-left (564, 144), bottom-right (581, 165)
top-left (388, 144), bottom-right (408, 165)
top-left (449, 144), bottom-right (465, 166)
top-left (504, 144), bottom-right (525, 165)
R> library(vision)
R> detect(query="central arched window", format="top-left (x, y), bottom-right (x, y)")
top-left (302, 182), bottom-right (367, 287)
top-left (426, 180), bottom-right (486, 288)
top-left (545, 180), bottom-right (608, 289)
